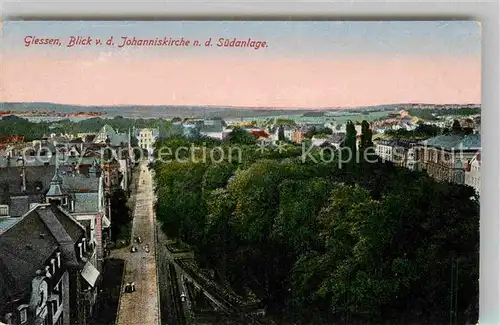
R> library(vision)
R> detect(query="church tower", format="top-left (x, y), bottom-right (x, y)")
top-left (45, 165), bottom-right (70, 209)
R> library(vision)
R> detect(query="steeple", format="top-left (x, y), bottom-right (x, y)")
top-left (46, 166), bottom-right (66, 198)
top-left (45, 162), bottom-right (68, 207)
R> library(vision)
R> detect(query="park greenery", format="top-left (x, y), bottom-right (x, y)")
top-left (110, 188), bottom-right (132, 242)
top-left (152, 121), bottom-right (479, 324)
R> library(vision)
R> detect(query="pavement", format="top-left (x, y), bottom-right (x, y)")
top-left (114, 161), bottom-right (160, 325)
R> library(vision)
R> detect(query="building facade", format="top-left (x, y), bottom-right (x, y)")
top-left (374, 139), bottom-right (420, 169)
top-left (0, 203), bottom-right (100, 325)
top-left (134, 128), bottom-right (159, 159)
top-left (464, 151), bottom-right (481, 194)
top-left (414, 134), bottom-right (481, 184)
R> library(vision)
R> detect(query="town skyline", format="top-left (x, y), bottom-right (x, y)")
top-left (0, 100), bottom-right (482, 110)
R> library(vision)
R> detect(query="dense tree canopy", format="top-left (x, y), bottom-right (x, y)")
top-left (152, 124), bottom-right (479, 324)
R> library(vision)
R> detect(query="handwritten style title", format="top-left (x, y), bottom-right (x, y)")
top-left (23, 35), bottom-right (268, 50)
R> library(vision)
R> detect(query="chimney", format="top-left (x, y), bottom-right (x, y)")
top-left (51, 258), bottom-right (56, 273)
top-left (45, 266), bottom-right (52, 279)
top-left (21, 162), bottom-right (27, 192)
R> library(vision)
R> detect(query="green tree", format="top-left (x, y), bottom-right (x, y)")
top-left (342, 120), bottom-right (357, 170)
top-left (227, 127), bottom-right (256, 145)
top-left (359, 120), bottom-right (375, 164)
top-left (278, 125), bottom-right (286, 142)
top-left (451, 120), bottom-right (463, 134)
top-left (110, 188), bottom-right (131, 241)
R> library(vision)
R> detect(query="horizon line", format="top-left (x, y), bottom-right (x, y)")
top-left (0, 101), bottom-right (482, 110)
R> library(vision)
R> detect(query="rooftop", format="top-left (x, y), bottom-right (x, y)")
top-left (73, 192), bottom-right (100, 213)
top-left (0, 165), bottom-right (100, 194)
top-left (377, 139), bottom-right (421, 148)
top-left (0, 217), bottom-right (22, 235)
top-left (0, 204), bottom-right (84, 311)
top-left (419, 134), bottom-right (481, 151)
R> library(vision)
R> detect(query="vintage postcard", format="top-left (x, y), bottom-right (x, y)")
top-left (0, 21), bottom-right (481, 325)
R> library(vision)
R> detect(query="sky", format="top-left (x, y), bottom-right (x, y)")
top-left (0, 21), bottom-right (481, 108)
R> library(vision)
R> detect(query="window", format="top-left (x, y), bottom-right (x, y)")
top-left (54, 281), bottom-right (63, 306)
top-left (0, 205), bottom-right (9, 216)
top-left (52, 300), bottom-right (58, 315)
top-left (39, 291), bottom-right (44, 307)
top-left (56, 252), bottom-right (61, 268)
top-left (19, 308), bottom-right (27, 324)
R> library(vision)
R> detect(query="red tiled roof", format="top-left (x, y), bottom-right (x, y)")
top-left (251, 130), bottom-right (269, 138)
top-left (0, 135), bottom-right (24, 144)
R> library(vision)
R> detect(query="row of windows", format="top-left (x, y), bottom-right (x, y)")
top-left (466, 176), bottom-right (481, 188)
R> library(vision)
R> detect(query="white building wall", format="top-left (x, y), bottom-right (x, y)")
top-left (136, 128), bottom-right (159, 157)
top-left (465, 158), bottom-right (481, 194)
top-left (375, 144), bottom-right (393, 162)
top-left (200, 132), bottom-right (224, 140)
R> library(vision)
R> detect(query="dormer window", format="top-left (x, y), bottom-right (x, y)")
top-left (17, 305), bottom-right (28, 324)
top-left (45, 266), bottom-right (52, 279)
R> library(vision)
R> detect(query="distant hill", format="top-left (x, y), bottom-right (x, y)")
top-left (0, 102), bottom-right (480, 119)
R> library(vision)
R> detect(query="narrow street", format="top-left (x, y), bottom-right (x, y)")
top-left (114, 160), bottom-right (160, 325)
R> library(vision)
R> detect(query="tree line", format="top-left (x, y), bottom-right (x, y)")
top-left (0, 115), bottom-right (173, 141)
top-left (152, 121), bottom-right (479, 324)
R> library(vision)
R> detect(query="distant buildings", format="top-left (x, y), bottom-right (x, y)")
top-left (134, 127), bottom-right (159, 159)
top-left (170, 118), bottom-right (231, 141)
top-left (93, 125), bottom-right (128, 147)
top-left (0, 123), bottom-right (141, 325)
top-left (414, 134), bottom-right (481, 185)
top-left (374, 139), bottom-right (420, 170)
top-left (199, 118), bottom-right (226, 140)
top-left (373, 133), bottom-right (482, 192)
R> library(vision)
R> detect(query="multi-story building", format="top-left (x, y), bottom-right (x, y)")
top-left (374, 139), bottom-right (420, 169)
top-left (93, 125), bottom-right (128, 147)
top-left (0, 162), bottom-right (110, 271)
top-left (374, 139), bottom-right (395, 162)
top-left (200, 124), bottom-right (225, 140)
top-left (134, 127), bottom-right (159, 159)
top-left (0, 202), bottom-right (100, 325)
top-left (414, 134), bottom-right (481, 184)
